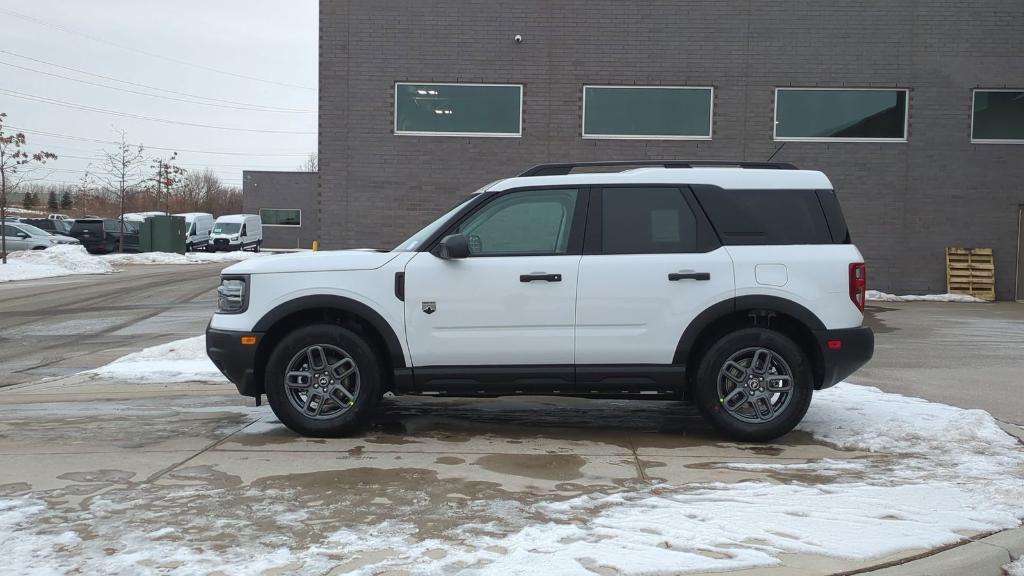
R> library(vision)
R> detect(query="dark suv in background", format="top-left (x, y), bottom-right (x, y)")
top-left (69, 219), bottom-right (141, 254)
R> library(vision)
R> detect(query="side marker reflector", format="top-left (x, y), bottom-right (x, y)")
top-left (827, 339), bottom-right (842, 350)
top-left (240, 336), bottom-right (257, 346)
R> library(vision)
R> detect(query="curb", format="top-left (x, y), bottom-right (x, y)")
top-left (847, 526), bottom-right (1024, 576)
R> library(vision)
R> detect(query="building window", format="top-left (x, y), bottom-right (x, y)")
top-left (774, 88), bottom-right (909, 142)
top-left (583, 86), bottom-right (713, 139)
top-left (394, 83), bottom-right (522, 137)
top-left (260, 209), bottom-right (301, 227)
top-left (972, 90), bottom-right (1024, 143)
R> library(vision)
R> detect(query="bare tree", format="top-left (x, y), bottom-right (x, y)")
top-left (150, 152), bottom-right (186, 214)
top-left (92, 131), bottom-right (147, 253)
top-left (298, 152), bottom-right (317, 172)
top-left (0, 112), bottom-right (57, 263)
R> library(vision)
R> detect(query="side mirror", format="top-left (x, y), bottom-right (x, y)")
top-left (17, 233), bottom-right (29, 239)
top-left (435, 233), bottom-right (471, 260)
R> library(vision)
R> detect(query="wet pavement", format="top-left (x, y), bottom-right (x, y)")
top-left (0, 376), bottom-right (979, 576)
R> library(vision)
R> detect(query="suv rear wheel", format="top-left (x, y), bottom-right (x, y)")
top-left (693, 328), bottom-right (813, 442)
top-left (265, 324), bottom-right (380, 437)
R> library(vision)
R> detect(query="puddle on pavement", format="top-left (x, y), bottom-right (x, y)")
top-left (473, 453), bottom-right (587, 482)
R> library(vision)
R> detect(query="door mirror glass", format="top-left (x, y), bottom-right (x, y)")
top-left (435, 234), bottom-right (471, 259)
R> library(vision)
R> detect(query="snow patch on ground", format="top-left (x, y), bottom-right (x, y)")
top-left (101, 251), bottom-right (264, 266)
top-left (86, 336), bottom-right (226, 383)
top-left (867, 289), bottom-right (986, 303)
top-left (0, 245), bottom-right (113, 283)
top-left (1005, 557), bottom-right (1024, 576)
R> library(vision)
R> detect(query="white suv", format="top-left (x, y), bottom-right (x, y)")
top-left (207, 161), bottom-right (873, 442)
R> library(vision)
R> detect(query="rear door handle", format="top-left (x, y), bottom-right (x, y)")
top-left (669, 271), bottom-right (711, 281)
top-left (520, 273), bottom-right (562, 282)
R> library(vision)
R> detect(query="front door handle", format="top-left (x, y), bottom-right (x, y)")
top-left (520, 273), bottom-right (562, 282)
top-left (669, 271), bottom-right (711, 281)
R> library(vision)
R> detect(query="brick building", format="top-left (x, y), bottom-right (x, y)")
top-left (318, 1), bottom-right (1024, 299)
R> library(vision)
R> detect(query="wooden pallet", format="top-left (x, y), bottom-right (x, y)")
top-left (946, 248), bottom-right (995, 301)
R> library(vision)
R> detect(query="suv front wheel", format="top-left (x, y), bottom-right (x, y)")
top-left (265, 324), bottom-right (381, 437)
top-left (693, 328), bottom-right (813, 442)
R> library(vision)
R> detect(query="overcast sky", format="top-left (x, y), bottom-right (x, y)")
top-left (0, 0), bottom-right (317, 188)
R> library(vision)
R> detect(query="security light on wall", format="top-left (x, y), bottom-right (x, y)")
top-left (514, 34), bottom-right (523, 43)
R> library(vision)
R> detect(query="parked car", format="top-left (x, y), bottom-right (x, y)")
top-left (206, 160), bottom-right (875, 443)
top-left (69, 219), bottom-right (141, 254)
top-left (174, 212), bottom-right (215, 252)
top-left (19, 218), bottom-right (74, 238)
top-left (48, 214), bottom-right (71, 221)
top-left (1, 221), bottom-right (80, 252)
top-left (210, 214), bottom-right (262, 252)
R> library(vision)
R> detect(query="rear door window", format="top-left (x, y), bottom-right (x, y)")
top-left (693, 188), bottom-right (833, 245)
top-left (600, 187), bottom-right (698, 254)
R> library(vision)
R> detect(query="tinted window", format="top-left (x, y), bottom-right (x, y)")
top-left (214, 222), bottom-right (241, 234)
top-left (694, 189), bottom-right (833, 245)
top-left (395, 83), bottom-right (522, 136)
top-left (71, 221), bottom-right (103, 234)
top-left (2, 224), bottom-right (25, 236)
top-left (583, 86), bottom-right (713, 139)
top-left (775, 89), bottom-right (908, 140)
top-left (259, 209), bottom-right (301, 226)
top-left (601, 187), bottom-right (698, 254)
top-left (972, 90), bottom-right (1024, 142)
top-left (457, 189), bottom-right (577, 255)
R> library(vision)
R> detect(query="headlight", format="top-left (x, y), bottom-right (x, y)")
top-left (231, 235), bottom-right (239, 241)
top-left (49, 238), bottom-right (59, 244)
top-left (217, 276), bottom-right (249, 314)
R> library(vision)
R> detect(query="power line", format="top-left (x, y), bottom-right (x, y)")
top-left (0, 7), bottom-right (316, 92)
top-left (0, 89), bottom-right (316, 135)
top-left (6, 125), bottom-right (311, 157)
top-left (53, 153), bottom-right (295, 170)
top-left (0, 59), bottom-right (314, 114)
top-left (0, 50), bottom-right (315, 113)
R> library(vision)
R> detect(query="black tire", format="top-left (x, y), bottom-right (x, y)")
top-left (692, 328), bottom-right (813, 443)
top-left (253, 241), bottom-right (261, 253)
top-left (186, 242), bottom-right (193, 252)
top-left (265, 324), bottom-right (381, 437)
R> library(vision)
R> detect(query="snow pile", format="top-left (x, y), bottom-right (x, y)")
top-left (87, 336), bottom-right (226, 383)
top-left (1006, 557), bottom-right (1024, 576)
top-left (867, 290), bottom-right (986, 303)
top-left (102, 251), bottom-right (265, 266)
top-left (0, 245), bottom-right (113, 283)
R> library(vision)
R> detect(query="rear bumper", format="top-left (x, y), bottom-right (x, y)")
top-left (206, 326), bottom-right (263, 397)
top-left (814, 326), bottom-right (874, 389)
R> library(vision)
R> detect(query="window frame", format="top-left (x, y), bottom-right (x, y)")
top-left (259, 208), bottom-right (302, 227)
top-left (970, 88), bottom-right (1024, 145)
top-left (581, 85), bottom-right (715, 140)
top-left (773, 87), bottom-right (910, 143)
top-left (393, 82), bottom-right (524, 138)
top-left (583, 184), bottom-right (721, 255)
top-left (424, 186), bottom-right (589, 257)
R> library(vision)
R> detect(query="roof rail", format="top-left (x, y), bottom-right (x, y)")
top-left (517, 160), bottom-right (799, 177)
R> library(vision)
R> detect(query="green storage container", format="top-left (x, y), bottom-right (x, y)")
top-left (139, 215), bottom-right (186, 254)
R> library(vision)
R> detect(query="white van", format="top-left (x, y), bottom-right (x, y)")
top-left (210, 214), bottom-right (262, 252)
top-left (174, 212), bottom-right (214, 251)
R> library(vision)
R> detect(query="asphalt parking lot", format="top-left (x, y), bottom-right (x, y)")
top-left (0, 263), bottom-right (225, 387)
top-left (0, 270), bottom-right (1022, 574)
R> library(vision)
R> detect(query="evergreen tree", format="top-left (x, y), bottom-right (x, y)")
top-left (60, 190), bottom-right (73, 210)
top-left (21, 190), bottom-right (36, 210)
top-left (47, 190), bottom-right (59, 211)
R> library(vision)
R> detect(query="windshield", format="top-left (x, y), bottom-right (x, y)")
top-left (393, 199), bottom-right (473, 252)
top-left (214, 222), bottom-right (241, 235)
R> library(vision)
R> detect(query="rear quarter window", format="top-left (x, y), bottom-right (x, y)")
top-left (692, 188), bottom-right (834, 245)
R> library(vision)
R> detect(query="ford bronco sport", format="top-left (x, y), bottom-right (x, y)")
top-left (207, 161), bottom-right (873, 442)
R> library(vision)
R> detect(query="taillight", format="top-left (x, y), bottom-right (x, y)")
top-left (849, 263), bottom-right (867, 311)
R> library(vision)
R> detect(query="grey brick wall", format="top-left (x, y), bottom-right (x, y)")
top-left (242, 171), bottom-right (319, 250)
top-left (319, 0), bottom-right (1024, 299)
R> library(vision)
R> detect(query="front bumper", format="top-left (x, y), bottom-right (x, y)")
top-left (206, 326), bottom-right (264, 397)
top-left (814, 326), bottom-right (874, 389)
